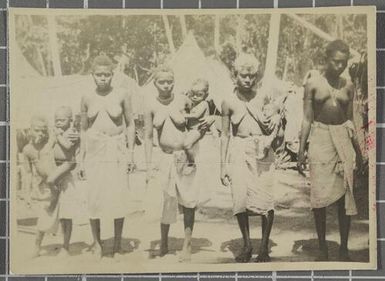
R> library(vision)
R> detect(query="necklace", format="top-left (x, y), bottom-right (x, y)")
top-left (157, 92), bottom-right (174, 105)
top-left (325, 77), bottom-right (342, 107)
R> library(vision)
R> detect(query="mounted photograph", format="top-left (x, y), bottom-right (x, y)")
top-left (8, 6), bottom-right (377, 274)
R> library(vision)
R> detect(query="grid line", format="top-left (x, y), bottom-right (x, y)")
top-left (2, 0), bottom-right (385, 280)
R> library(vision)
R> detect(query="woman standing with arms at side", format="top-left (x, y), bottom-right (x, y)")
top-left (79, 55), bottom-right (136, 258)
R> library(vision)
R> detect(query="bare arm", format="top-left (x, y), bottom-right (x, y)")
top-left (123, 90), bottom-right (136, 165)
top-left (298, 80), bottom-right (314, 174)
top-left (22, 147), bottom-right (33, 192)
top-left (78, 95), bottom-right (88, 179)
top-left (184, 101), bottom-right (208, 120)
top-left (220, 99), bottom-right (231, 185)
top-left (55, 131), bottom-right (74, 151)
top-left (144, 101), bottom-right (153, 182)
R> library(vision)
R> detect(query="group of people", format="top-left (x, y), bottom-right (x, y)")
top-left (20, 38), bottom-right (363, 263)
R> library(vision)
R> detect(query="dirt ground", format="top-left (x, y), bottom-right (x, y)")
top-left (12, 136), bottom-right (370, 274)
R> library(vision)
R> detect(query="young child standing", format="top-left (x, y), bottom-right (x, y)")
top-left (23, 108), bottom-right (79, 257)
top-left (43, 106), bottom-right (79, 213)
top-left (22, 115), bottom-right (58, 257)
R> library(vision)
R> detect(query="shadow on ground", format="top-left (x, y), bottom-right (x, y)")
top-left (219, 238), bottom-right (277, 263)
top-left (291, 239), bottom-right (369, 262)
top-left (147, 237), bottom-right (212, 259)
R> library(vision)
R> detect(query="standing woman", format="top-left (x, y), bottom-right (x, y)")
top-left (144, 66), bottom-right (213, 262)
top-left (79, 55), bottom-right (136, 258)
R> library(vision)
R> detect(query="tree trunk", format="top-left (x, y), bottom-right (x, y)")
top-left (214, 15), bottom-right (220, 55)
top-left (235, 15), bottom-right (244, 53)
top-left (47, 15), bottom-right (62, 76)
top-left (179, 15), bottom-right (187, 40)
top-left (162, 15), bottom-right (176, 54)
top-left (264, 13), bottom-right (281, 83)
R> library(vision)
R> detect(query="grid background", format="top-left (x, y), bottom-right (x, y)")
top-left (0, 0), bottom-right (384, 280)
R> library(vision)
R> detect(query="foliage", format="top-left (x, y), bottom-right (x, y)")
top-left (15, 13), bottom-right (367, 86)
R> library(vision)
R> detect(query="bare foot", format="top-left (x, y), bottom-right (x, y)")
top-left (235, 247), bottom-right (252, 263)
top-left (179, 242), bottom-right (192, 263)
top-left (57, 248), bottom-right (70, 258)
top-left (88, 243), bottom-right (102, 258)
top-left (255, 252), bottom-right (271, 263)
top-left (31, 246), bottom-right (41, 258)
top-left (339, 248), bottom-right (352, 262)
top-left (159, 243), bottom-right (168, 257)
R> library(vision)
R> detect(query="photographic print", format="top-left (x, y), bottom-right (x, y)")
top-left (9, 6), bottom-right (376, 274)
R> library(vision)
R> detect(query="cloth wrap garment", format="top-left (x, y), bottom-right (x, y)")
top-left (84, 130), bottom-right (130, 237)
top-left (157, 146), bottom-right (200, 225)
top-left (228, 136), bottom-right (275, 216)
top-left (308, 120), bottom-right (357, 215)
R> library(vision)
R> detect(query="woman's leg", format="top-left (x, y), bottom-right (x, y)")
top-left (32, 231), bottom-right (45, 258)
top-left (160, 223), bottom-right (170, 256)
top-left (313, 207), bottom-right (328, 261)
top-left (235, 212), bottom-right (252, 263)
top-left (89, 218), bottom-right (102, 257)
top-left (113, 217), bottom-right (124, 256)
top-left (338, 196), bottom-right (351, 261)
top-left (256, 210), bottom-right (274, 262)
top-left (179, 206), bottom-right (195, 262)
top-left (58, 218), bottom-right (72, 256)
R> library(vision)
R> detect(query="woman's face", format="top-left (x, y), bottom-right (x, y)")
top-left (236, 68), bottom-right (258, 90)
top-left (92, 65), bottom-right (113, 91)
top-left (154, 71), bottom-right (174, 96)
top-left (326, 51), bottom-right (348, 77)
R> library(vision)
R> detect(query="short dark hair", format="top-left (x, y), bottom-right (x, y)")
top-left (325, 39), bottom-right (350, 58)
top-left (153, 65), bottom-right (174, 81)
top-left (91, 54), bottom-right (114, 72)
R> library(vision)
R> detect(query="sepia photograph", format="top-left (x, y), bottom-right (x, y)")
top-left (9, 6), bottom-right (376, 274)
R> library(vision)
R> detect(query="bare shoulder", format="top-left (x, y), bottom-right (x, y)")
top-left (304, 75), bottom-right (319, 90)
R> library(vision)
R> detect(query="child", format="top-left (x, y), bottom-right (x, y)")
top-left (40, 106), bottom-right (79, 213)
top-left (254, 101), bottom-right (282, 160)
top-left (22, 115), bottom-right (58, 257)
top-left (182, 79), bottom-right (215, 174)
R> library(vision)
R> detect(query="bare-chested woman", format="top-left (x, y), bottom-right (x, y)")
top-left (144, 66), bottom-right (213, 262)
top-left (298, 40), bottom-right (363, 261)
top-left (221, 54), bottom-right (282, 263)
top-left (79, 55), bottom-right (136, 258)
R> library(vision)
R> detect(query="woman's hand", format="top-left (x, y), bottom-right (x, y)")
top-left (145, 167), bottom-right (153, 185)
top-left (198, 115), bottom-right (216, 131)
top-left (78, 162), bottom-right (86, 180)
top-left (220, 167), bottom-right (231, 187)
top-left (297, 151), bottom-right (307, 177)
top-left (127, 153), bottom-right (136, 174)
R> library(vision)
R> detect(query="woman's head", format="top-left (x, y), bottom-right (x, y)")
top-left (91, 55), bottom-right (114, 91)
top-left (234, 53), bottom-right (260, 90)
top-left (153, 66), bottom-right (174, 96)
top-left (325, 40), bottom-right (350, 77)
